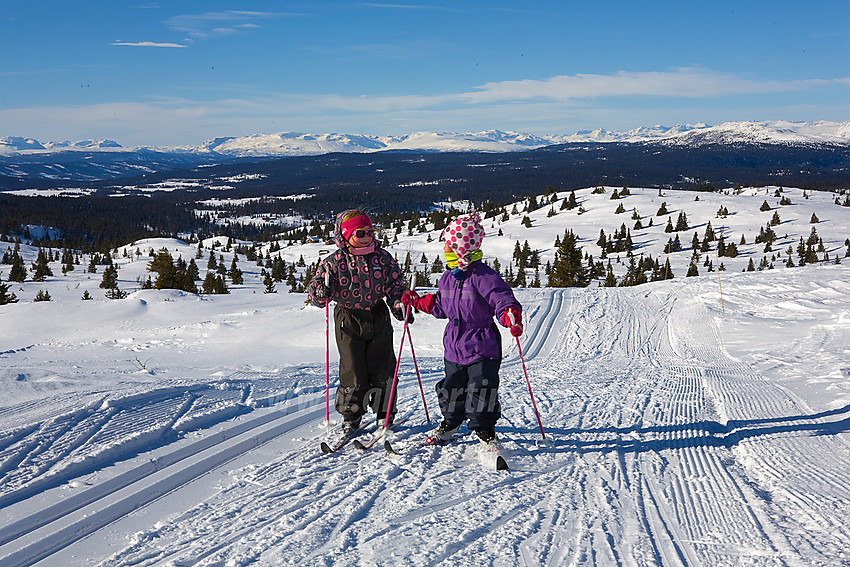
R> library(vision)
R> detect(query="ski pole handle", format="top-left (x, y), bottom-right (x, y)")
top-left (324, 270), bottom-right (331, 306)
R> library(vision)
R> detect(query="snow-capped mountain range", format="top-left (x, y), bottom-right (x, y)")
top-left (2, 120), bottom-right (849, 159)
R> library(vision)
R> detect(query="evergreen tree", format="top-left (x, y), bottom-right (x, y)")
top-left (414, 268), bottom-right (432, 287)
top-left (492, 257), bottom-right (501, 274)
top-left (603, 264), bottom-right (617, 287)
top-left (188, 258), bottom-right (201, 282)
top-left (105, 286), bottom-right (129, 300)
top-left (202, 272), bottom-right (228, 294)
top-left (0, 281), bottom-right (18, 305)
top-left (100, 263), bottom-right (119, 290)
top-left (431, 256), bottom-right (444, 273)
top-left (549, 230), bottom-right (589, 287)
top-left (514, 267), bottom-right (527, 288)
top-left (660, 258), bottom-right (674, 280)
top-left (148, 248), bottom-right (178, 290)
top-left (686, 263), bottom-right (699, 277)
top-left (31, 249), bottom-right (53, 282)
top-left (61, 247), bottom-right (74, 274)
top-left (230, 255), bottom-right (243, 285)
top-left (8, 254), bottom-right (26, 282)
top-left (34, 290), bottom-right (52, 302)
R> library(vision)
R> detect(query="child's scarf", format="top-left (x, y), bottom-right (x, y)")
top-left (444, 248), bottom-right (483, 279)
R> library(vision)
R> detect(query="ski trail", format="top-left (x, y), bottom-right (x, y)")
top-left (0, 377), bottom-right (329, 567)
top-left (7, 286), bottom-right (850, 566)
top-left (666, 292), bottom-right (850, 563)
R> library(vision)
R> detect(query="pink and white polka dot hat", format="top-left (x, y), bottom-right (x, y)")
top-left (442, 212), bottom-right (484, 270)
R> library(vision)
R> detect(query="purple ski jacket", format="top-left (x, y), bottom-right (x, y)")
top-left (429, 261), bottom-right (521, 365)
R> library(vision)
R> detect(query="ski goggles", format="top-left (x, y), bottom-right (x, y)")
top-left (353, 229), bottom-right (374, 238)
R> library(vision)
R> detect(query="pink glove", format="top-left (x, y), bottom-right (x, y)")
top-left (400, 290), bottom-right (420, 307)
top-left (401, 291), bottom-right (436, 314)
top-left (500, 307), bottom-right (523, 337)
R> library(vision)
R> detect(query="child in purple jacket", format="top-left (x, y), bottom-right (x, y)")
top-left (401, 212), bottom-right (523, 444)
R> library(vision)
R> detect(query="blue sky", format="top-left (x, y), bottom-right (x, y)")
top-left (1, 1), bottom-right (848, 146)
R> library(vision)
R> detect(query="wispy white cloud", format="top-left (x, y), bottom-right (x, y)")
top-left (111, 41), bottom-right (187, 48)
top-left (460, 69), bottom-right (841, 104)
top-left (165, 10), bottom-right (301, 40)
top-left (242, 69), bottom-right (847, 114)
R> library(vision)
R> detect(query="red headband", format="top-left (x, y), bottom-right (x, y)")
top-left (340, 215), bottom-right (374, 240)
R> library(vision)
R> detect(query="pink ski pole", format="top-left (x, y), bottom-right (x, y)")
top-left (324, 270), bottom-right (331, 425)
top-left (509, 311), bottom-right (546, 439)
top-left (406, 325), bottom-right (430, 423)
top-left (383, 274), bottom-right (416, 431)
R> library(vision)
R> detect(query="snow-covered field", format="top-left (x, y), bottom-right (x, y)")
top-left (1, 186), bottom-right (850, 566)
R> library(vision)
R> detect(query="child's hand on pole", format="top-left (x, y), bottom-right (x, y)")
top-left (501, 307), bottom-right (523, 337)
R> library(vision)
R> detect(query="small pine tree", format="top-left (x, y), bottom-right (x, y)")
top-left (149, 248), bottom-right (178, 289)
top-left (31, 249), bottom-right (53, 282)
top-left (431, 256), bottom-right (444, 273)
top-left (264, 273), bottom-right (276, 294)
top-left (105, 287), bottom-right (129, 300)
top-left (603, 264), bottom-right (617, 287)
top-left (34, 289), bottom-right (52, 302)
top-left (0, 281), bottom-right (18, 305)
top-left (549, 230), bottom-right (589, 287)
top-left (660, 258), bottom-right (674, 280)
top-left (810, 212), bottom-right (819, 223)
top-left (100, 263), bottom-right (119, 289)
top-left (8, 256), bottom-right (27, 282)
top-left (230, 255), bottom-right (243, 285)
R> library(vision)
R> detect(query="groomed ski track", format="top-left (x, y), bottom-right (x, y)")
top-left (2, 283), bottom-right (850, 566)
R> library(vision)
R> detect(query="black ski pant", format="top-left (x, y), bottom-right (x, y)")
top-left (334, 301), bottom-right (397, 424)
top-left (436, 357), bottom-right (502, 431)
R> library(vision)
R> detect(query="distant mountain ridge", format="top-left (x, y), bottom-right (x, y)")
top-left (3, 121), bottom-right (850, 187)
top-left (3, 121), bottom-right (849, 160)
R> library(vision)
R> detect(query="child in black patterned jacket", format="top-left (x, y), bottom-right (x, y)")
top-left (306, 210), bottom-right (410, 434)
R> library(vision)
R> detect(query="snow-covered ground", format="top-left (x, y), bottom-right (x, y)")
top-left (1, 186), bottom-right (850, 566)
